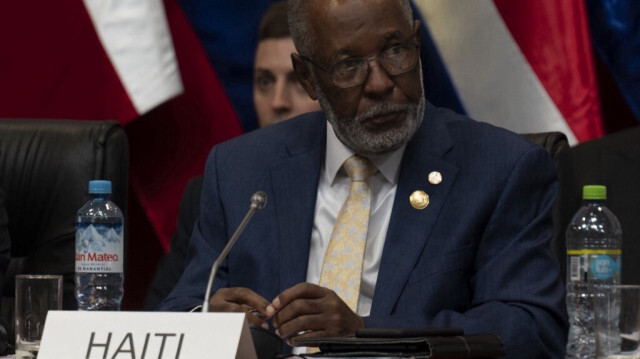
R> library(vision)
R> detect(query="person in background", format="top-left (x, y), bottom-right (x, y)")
top-left (143, 0), bottom-right (320, 310)
top-left (253, 0), bottom-right (320, 127)
top-left (159, 0), bottom-right (567, 357)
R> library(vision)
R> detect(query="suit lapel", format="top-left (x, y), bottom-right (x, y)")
top-left (271, 119), bottom-right (325, 293)
top-left (372, 106), bottom-right (459, 315)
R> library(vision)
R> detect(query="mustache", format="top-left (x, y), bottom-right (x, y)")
top-left (355, 102), bottom-right (418, 123)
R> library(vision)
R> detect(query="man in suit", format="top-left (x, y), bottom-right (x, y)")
top-left (159, 0), bottom-right (567, 357)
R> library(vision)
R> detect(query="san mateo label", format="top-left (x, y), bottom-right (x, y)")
top-left (76, 223), bottom-right (124, 273)
top-left (39, 311), bottom-right (257, 359)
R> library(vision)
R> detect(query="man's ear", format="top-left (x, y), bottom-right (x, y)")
top-left (292, 53), bottom-right (318, 100)
top-left (413, 19), bottom-right (421, 44)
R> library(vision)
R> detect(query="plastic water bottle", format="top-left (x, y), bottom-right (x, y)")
top-left (566, 185), bottom-right (622, 358)
top-left (75, 180), bottom-right (124, 310)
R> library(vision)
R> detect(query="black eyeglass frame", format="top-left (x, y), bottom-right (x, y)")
top-left (299, 35), bottom-right (420, 89)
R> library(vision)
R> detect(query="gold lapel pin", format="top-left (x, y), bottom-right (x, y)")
top-left (428, 171), bottom-right (442, 185)
top-left (410, 190), bottom-right (429, 210)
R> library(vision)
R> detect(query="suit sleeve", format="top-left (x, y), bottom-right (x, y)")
top-left (363, 145), bottom-right (568, 359)
top-left (156, 148), bottom-right (230, 311)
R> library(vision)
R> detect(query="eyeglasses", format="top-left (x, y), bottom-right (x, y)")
top-left (300, 35), bottom-right (419, 89)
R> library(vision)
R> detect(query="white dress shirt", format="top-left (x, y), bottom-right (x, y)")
top-left (305, 123), bottom-right (405, 316)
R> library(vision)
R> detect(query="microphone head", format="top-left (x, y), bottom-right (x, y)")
top-left (250, 191), bottom-right (267, 210)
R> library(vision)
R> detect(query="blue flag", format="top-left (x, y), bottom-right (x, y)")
top-left (586, 0), bottom-right (640, 123)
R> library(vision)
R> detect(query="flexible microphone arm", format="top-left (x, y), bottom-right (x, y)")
top-left (202, 191), bottom-right (267, 312)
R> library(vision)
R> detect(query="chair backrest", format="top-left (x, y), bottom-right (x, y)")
top-left (521, 131), bottom-right (570, 165)
top-left (0, 119), bottom-right (128, 322)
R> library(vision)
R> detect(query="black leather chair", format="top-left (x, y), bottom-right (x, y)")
top-left (521, 131), bottom-right (570, 168)
top-left (0, 119), bottom-right (128, 342)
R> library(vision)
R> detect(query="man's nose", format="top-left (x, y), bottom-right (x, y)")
top-left (271, 80), bottom-right (292, 112)
top-left (363, 59), bottom-right (394, 97)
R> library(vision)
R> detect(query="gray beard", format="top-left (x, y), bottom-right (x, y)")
top-left (313, 72), bottom-right (425, 156)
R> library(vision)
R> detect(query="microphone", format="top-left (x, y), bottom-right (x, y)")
top-left (202, 191), bottom-right (267, 312)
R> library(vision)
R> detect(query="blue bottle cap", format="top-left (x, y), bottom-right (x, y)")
top-left (89, 180), bottom-right (112, 194)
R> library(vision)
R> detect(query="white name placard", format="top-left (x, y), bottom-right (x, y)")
top-left (39, 311), bottom-right (257, 359)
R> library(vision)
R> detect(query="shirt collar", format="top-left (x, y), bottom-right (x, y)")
top-left (325, 122), bottom-right (406, 185)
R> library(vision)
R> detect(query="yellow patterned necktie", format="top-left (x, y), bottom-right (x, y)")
top-left (318, 155), bottom-right (377, 312)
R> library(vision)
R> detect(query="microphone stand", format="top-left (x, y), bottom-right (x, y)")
top-left (202, 191), bottom-right (267, 312)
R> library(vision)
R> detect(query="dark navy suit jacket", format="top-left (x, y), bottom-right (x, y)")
top-left (159, 102), bottom-right (568, 358)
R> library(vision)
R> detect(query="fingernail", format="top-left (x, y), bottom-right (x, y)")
top-left (261, 322), bottom-right (268, 330)
top-left (266, 305), bottom-right (276, 316)
top-left (272, 297), bottom-right (281, 308)
top-left (275, 329), bottom-right (281, 337)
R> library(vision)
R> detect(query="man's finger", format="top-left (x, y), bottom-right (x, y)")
top-left (272, 296), bottom-right (322, 329)
top-left (211, 287), bottom-right (272, 318)
top-left (271, 283), bottom-right (327, 310)
top-left (275, 311), bottom-right (326, 340)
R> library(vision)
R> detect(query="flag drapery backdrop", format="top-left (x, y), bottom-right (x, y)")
top-left (0, 0), bottom-right (245, 308)
top-left (415, 0), bottom-right (604, 144)
top-left (0, 0), bottom-right (637, 308)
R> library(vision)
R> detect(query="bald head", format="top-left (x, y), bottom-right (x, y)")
top-left (288, 0), bottom-right (414, 58)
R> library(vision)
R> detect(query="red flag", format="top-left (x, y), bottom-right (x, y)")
top-left (0, 0), bottom-right (243, 253)
top-left (127, 0), bottom-right (243, 251)
top-left (0, 1), bottom-right (140, 122)
top-left (494, 0), bottom-right (604, 142)
top-left (414, 0), bottom-right (604, 144)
